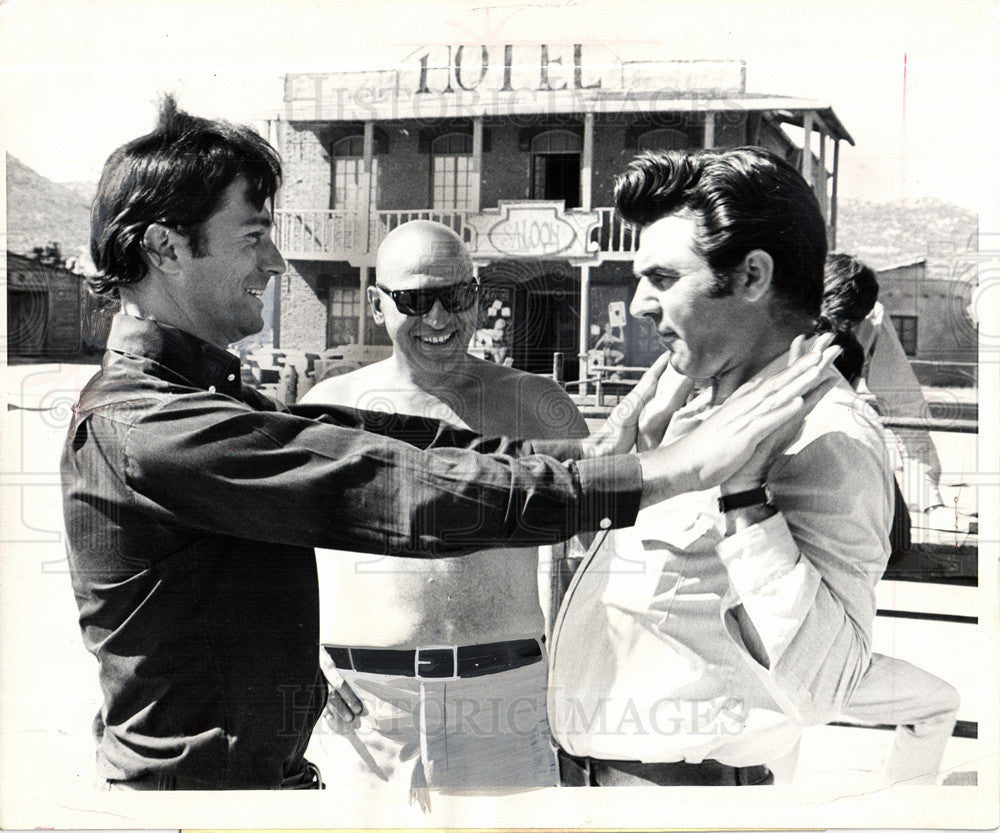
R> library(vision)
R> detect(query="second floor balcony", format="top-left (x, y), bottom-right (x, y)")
top-left (274, 203), bottom-right (639, 265)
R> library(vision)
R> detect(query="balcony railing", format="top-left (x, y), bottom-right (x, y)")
top-left (274, 206), bottom-right (639, 261)
top-left (589, 207), bottom-right (640, 256)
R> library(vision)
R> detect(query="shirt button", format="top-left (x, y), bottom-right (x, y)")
top-left (599, 517), bottom-right (612, 529)
top-left (227, 373), bottom-right (236, 381)
top-left (208, 385), bottom-right (217, 393)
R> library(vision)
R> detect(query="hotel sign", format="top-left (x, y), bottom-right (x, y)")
top-left (285, 47), bottom-right (746, 121)
top-left (465, 202), bottom-right (599, 261)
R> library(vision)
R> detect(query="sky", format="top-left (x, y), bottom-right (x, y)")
top-left (1, 0), bottom-right (998, 214)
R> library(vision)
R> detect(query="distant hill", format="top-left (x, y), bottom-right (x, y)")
top-left (5, 153), bottom-right (92, 257)
top-left (58, 180), bottom-right (98, 205)
top-left (836, 197), bottom-right (978, 279)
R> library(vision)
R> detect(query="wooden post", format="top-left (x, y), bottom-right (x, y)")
top-left (582, 113), bottom-right (594, 210)
top-left (801, 111), bottom-right (814, 186)
top-left (358, 265), bottom-right (370, 345)
top-left (472, 116), bottom-right (483, 213)
top-left (363, 121), bottom-right (375, 253)
top-left (818, 131), bottom-right (828, 220)
top-left (703, 111), bottom-right (715, 149)
top-left (578, 264), bottom-right (591, 395)
top-left (830, 138), bottom-right (840, 249)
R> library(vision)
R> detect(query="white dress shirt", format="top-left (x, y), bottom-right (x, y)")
top-left (548, 361), bottom-right (892, 766)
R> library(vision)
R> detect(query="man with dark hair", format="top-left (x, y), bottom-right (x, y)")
top-left (63, 105), bottom-right (836, 790)
top-left (548, 148), bottom-right (893, 787)
top-left (822, 252), bottom-right (880, 331)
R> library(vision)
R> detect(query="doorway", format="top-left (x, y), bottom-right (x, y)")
top-left (512, 271), bottom-right (580, 382)
top-left (531, 129), bottom-right (582, 209)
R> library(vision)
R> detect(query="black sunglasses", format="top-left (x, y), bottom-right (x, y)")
top-left (375, 281), bottom-right (479, 316)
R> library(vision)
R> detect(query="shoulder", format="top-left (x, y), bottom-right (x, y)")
top-left (474, 362), bottom-right (588, 439)
top-left (792, 370), bottom-right (885, 452)
top-left (301, 363), bottom-right (384, 407)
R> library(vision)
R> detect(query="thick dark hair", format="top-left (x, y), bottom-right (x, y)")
top-left (89, 94), bottom-right (281, 295)
top-left (614, 147), bottom-right (828, 315)
top-left (829, 327), bottom-right (866, 387)
top-left (822, 252), bottom-right (879, 329)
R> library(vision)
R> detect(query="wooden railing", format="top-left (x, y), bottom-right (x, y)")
top-left (274, 206), bottom-right (638, 259)
top-left (589, 207), bottom-right (640, 257)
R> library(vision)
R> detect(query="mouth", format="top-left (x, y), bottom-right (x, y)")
top-left (244, 286), bottom-right (267, 303)
top-left (415, 331), bottom-right (458, 346)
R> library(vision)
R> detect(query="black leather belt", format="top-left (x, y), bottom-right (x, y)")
top-left (324, 638), bottom-right (543, 679)
top-left (558, 750), bottom-right (773, 786)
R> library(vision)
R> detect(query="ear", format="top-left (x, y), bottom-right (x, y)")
top-left (367, 285), bottom-right (385, 324)
top-left (737, 249), bottom-right (774, 303)
top-left (141, 223), bottom-right (182, 274)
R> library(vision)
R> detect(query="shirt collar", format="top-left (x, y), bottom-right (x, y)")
top-left (105, 313), bottom-right (243, 397)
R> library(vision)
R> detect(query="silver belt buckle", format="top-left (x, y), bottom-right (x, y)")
top-left (415, 644), bottom-right (459, 679)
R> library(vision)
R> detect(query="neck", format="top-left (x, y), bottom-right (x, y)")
top-left (388, 350), bottom-right (475, 391)
top-left (711, 321), bottom-right (814, 405)
top-left (119, 284), bottom-right (223, 348)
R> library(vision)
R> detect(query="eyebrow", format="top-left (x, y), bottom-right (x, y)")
top-left (634, 265), bottom-right (681, 279)
top-left (241, 216), bottom-right (273, 231)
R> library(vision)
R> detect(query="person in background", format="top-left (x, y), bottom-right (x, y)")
top-left (823, 253), bottom-right (955, 531)
top-left (822, 253), bottom-right (960, 786)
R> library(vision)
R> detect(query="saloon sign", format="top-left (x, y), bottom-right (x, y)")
top-left (465, 202), bottom-right (599, 261)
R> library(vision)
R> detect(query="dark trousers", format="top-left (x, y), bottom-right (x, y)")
top-left (558, 749), bottom-right (773, 786)
top-left (106, 760), bottom-right (324, 790)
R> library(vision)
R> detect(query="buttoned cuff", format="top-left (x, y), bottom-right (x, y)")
top-left (716, 511), bottom-right (799, 597)
top-left (574, 453), bottom-right (643, 531)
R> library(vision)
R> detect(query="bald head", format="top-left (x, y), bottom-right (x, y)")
top-left (376, 220), bottom-right (473, 289)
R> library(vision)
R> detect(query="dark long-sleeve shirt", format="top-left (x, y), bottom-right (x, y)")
top-left (61, 314), bottom-right (641, 788)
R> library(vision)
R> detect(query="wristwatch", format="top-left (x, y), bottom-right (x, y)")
top-left (718, 485), bottom-right (770, 513)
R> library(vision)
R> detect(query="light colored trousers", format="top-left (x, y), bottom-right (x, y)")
top-left (308, 659), bottom-right (558, 802)
top-left (841, 652), bottom-right (960, 785)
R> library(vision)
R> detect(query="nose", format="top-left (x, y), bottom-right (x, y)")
top-left (260, 234), bottom-right (286, 277)
top-left (423, 298), bottom-right (450, 328)
top-left (629, 276), bottom-right (660, 322)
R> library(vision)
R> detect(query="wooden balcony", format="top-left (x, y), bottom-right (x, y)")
top-left (274, 205), bottom-right (640, 263)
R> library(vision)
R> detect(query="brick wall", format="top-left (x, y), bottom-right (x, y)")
top-left (277, 122), bottom-right (332, 209)
top-left (379, 128), bottom-right (427, 209)
top-left (481, 124), bottom-right (531, 205)
top-left (714, 110), bottom-right (747, 148)
top-left (592, 121), bottom-right (632, 207)
top-left (279, 260), bottom-right (327, 352)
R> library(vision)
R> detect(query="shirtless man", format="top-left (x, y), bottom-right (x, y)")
top-left (301, 221), bottom-right (589, 795)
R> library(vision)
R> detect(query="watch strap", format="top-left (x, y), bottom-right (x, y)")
top-left (718, 485), bottom-right (769, 513)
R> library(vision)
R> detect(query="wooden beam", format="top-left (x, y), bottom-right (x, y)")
top-left (830, 138), bottom-right (840, 249)
top-left (582, 113), bottom-right (594, 210)
top-left (703, 111), bottom-right (715, 149)
top-left (578, 264), bottom-right (591, 393)
top-left (801, 111), bottom-right (814, 185)
top-left (817, 131), bottom-right (828, 220)
top-left (472, 116), bottom-right (484, 213)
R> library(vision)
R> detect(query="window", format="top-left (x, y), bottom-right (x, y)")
top-left (890, 315), bottom-right (918, 356)
top-left (327, 287), bottom-right (361, 348)
top-left (531, 130), bottom-right (582, 208)
top-left (431, 133), bottom-right (474, 210)
top-left (636, 127), bottom-right (688, 152)
top-left (332, 135), bottom-right (378, 212)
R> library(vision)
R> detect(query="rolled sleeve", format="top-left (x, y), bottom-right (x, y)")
top-left (715, 422), bottom-right (891, 726)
